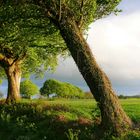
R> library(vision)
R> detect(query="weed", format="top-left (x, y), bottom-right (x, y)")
top-left (66, 129), bottom-right (79, 140)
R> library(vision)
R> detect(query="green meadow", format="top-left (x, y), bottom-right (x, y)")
top-left (0, 98), bottom-right (140, 140)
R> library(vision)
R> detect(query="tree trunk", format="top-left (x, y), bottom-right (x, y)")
top-left (53, 17), bottom-right (132, 135)
top-left (5, 63), bottom-right (21, 104)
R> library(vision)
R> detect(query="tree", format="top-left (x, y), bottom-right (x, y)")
top-left (40, 79), bottom-right (85, 99)
top-left (1, 0), bottom-right (132, 136)
top-left (20, 80), bottom-right (39, 99)
top-left (0, 4), bottom-right (66, 103)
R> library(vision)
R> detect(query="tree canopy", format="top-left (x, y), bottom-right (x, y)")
top-left (1, 0), bottom-right (121, 30)
top-left (31, 0), bottom-right (121, 30)
top-left (0, 3), bottom-right (67, 79)
top-left (40, 79), bottom-right (85, 98)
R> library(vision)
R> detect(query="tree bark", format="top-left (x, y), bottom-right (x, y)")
top-left (4, 63), bottom-right (21, 104)
top-left (53, 17), bottom-right (132, 135)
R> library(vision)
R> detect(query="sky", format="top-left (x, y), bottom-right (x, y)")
top-left (1, 0), bottom-right (140, 96)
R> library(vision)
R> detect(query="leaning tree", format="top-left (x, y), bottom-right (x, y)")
top-left (31, 0), bottom-right (132, 135)
top-left (0, 4), bottom-right (66, 103)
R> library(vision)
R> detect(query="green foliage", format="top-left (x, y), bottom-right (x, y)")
top-left (40, 79), bottom-right (85, 99)
top-left (121, 131), bottom-right (140, 140)
top-left (1, 0), bottom-right (122, 30)
top-left (0, 79), bottom-right (3, 85)
top-left (0, 100), bottom-right (94, 140)
top-left (39, 0), bottom-right (121, 29)
top-left (0, 3), bottom-right (67, 79)
top-left (103, 130), bottom-right (140, 140)
top-left (66, 129), bottom-right (79, 140)
top-left (0, 67), bottom-right (5, 79)
top-left (20, 80), bottom-right (39, 99)
top-left (60, 0), bottom-right (97, 29)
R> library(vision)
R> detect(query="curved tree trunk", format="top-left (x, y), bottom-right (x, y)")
top-left (53, 17), bottom-right (132, 135)
top-left (4, 63), bottom-right (21, 104)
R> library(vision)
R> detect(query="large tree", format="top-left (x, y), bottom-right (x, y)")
top-left (0, 4), bottom-right (66, 103)
top-left (31, 0), bottom-right (132, 136)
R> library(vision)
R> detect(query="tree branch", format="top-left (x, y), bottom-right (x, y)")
top-left (11, 48), bottom-right (27, 66)
top-left (77, 0), bottom-right (89, 29)
top-left (77, 0), bottom-right (84, 28)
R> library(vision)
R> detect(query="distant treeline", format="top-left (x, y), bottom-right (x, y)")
top-left (118, 94), bottom-right (140, 99)
top-left (84, 93), bottom-right (140, 99)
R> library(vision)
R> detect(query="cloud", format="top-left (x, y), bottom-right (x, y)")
top-left (87, 11), bottom-right (140, 94)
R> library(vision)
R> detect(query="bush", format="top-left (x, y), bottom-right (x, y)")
top-left (20, 80), bottom-right (39, 99)
top-left (40, 79), bottom-right (85, 99)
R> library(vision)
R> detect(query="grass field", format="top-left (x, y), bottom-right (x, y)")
top-left (22, 98), bottom-right (140, 122)
top-left (0, 98), bottom-right (140, 140)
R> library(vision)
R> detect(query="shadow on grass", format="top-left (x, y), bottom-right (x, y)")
top-left (0, 101), bottom-right (97, 140)
top-left (0, 100), bottom-right (140, 140)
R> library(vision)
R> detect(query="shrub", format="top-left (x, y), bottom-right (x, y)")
top-left (20, 80), bottom-right (39, 99)
top-left (66, 129), bottom-right (79, 140)
top-left (40, 79), bottom-right (85, 99)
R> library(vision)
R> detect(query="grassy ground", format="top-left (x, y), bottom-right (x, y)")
top-left (0, 98), bottom-right (140, 140)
